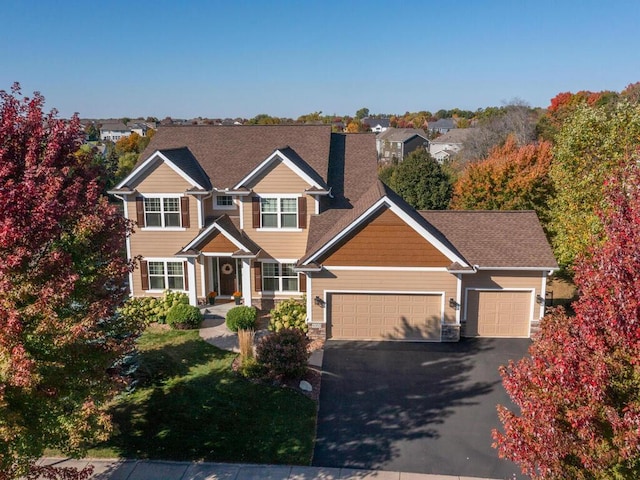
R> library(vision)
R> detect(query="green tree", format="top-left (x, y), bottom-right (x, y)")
top-left (549, 101), bottom-right (640, 270)
top-left (0, 84), bottom-right (142, 477)
top-left (85, 123), bottom-right (99, 141)
top-left (355, 107), bottom-right (369, 120)
top-left (392, 148), bottom-right (452, 210)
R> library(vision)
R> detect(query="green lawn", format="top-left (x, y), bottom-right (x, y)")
top-left (88, 326), bottom-right (317, 464)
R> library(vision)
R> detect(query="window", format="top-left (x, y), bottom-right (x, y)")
top-left (262, 262), bottom-right (299, 292)
top-left (144, 197), bottom-right (181, 227)
top-left (216, 195), bottom-right (233, 207)
top-left (260, 197), bottom-right (297, 228)
top-left (148, 261), bottom-right (185, 290)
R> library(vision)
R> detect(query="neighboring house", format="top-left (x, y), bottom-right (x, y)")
top-left (109, 125), bottom-right (557, 343)
top-left (376, 128), bottom-right (430, 162)
top-left (427, 118), bottom-right (456, 135)
top-left (127, 121), bottom-right (150, 137)
top-left (100, 122), bottom-right (131, 142)
top-left (361, 117), bottom-right (390, 133)
top-left (429, 127), bottom-right (477, 162)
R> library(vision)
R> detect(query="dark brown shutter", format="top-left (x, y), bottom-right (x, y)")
top-left (299, 273), bottom-right (307, 292)
top-left (183, 261), bottom-right (189, 290)
top-left (254, 261), bottom-right (262, 292)
top-left (136, 197), bottom-right (145, 227)
top-left (298, 197), bottom-right (307, 229)
top-left (252, 197), bottom-right (260, 228)
top-left (140, 260), bottom-right (149, 290)
top-left (180, 197), bottom-right (190, 228)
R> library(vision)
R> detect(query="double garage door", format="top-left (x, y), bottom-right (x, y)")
top-left (328, 293), bottom-right (442, 341)
top-left (465, 290), bottom-right (532, 337)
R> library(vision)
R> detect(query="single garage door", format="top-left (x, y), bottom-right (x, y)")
top-left (329, 293), bottom-right (442, 341)
top-left (465, 290), bottom-right (531, 337)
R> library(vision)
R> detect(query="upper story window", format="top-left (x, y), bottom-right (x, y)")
top-left (261, 198), bottom-right (297, 228)
top-left (251, 195), bottom-right (306, 230)
top-left (215, 195), bottom-right (234, 208)
top-left (136, 196), bottom-right (190, 229)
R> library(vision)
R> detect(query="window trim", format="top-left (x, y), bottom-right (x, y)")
top-left (257, 194), bottom-right (301, 231)
top-left (140, 194), bottom-right (186, 231)
top-left (145, 259), bottom-right (187, 292)
top-left (261, 260), bottom-right (301, 293)
top-left (214, 194), bottom-right (235, 210)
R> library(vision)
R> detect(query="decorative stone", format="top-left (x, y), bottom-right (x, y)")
top-left (299, 380), bottom-right (312, 392)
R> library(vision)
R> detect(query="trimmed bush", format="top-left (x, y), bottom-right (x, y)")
top-left (166, 303), bottom-right (203, 329)
top-left (158, 290), bottom-right (189, 324)
top-left (269, 297), bottom-right (307, 333)
top-left (256, 328), bottom-right (310, 380)
top-left (226, 306), bottom-right (257, 332)
top-left (239, 357), bottom-right (265, 379)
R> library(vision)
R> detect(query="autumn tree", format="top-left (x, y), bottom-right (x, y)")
top-left (548, 100), bottom-right (640, 269)
top-left (0, 84), bottom-right (142, 477)
top-left (494, 165), bottom-right (640, 479)
top-left (388, 148), bottom-right (452, 210)
top-left (450, 135), bottom-right (553, 223)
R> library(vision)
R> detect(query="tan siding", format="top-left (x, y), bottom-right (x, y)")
top-left (241, 195), bottom-right (312, 259)
top-left (201, 232), bottom-right (237, 253)
top-left (309, 269), bottom-right (458, 326)
top-left (250, 161), bottom-right (312, 193)
top-left (127, 192), bottom-right (200, 297)
top-left (320, 208), bottom-right (450, 267)
top-left (135, 161), bottom-right (192, 192)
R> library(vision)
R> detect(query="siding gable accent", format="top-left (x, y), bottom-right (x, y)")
top-left (201, 230), bottom-right (238, 253)
top-left (318, 207), bottom-right (451, 267)
top-left (233, 149), bottom-right (328, 191)
top-left (114, 150), bottom-right (209, 191)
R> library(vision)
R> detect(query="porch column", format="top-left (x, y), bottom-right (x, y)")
top-left (187, 258), bottom-right (197, 306)
top-left (241, 259), bottom-right (251, 306)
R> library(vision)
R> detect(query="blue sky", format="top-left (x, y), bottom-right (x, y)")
top-left (1, 0), bottom-right (639, 119)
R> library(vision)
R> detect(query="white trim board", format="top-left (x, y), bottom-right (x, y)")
top-left (233, 150), bottom-right (325, 190)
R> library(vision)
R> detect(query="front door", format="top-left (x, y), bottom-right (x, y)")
top-left (219, 258), bottom-right (236, 296)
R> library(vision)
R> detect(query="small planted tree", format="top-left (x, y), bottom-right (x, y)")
top-left (493, 165), bottom-right (640, 479)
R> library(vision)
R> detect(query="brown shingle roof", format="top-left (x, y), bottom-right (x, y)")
top-left (419, 210), bottom-right (558, 268)
top-left (138, 125), bottom-right (333, 190)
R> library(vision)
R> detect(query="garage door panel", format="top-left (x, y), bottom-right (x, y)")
top-left (466, 290), bottom-right (531, 338)
top-left (329, 293), bottom-right (442, 341)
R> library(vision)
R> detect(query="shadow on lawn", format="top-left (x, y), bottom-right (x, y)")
top-left (103, 337), bottom-right (315, 465)
top-left (313, 336), bottom-right (500, 470)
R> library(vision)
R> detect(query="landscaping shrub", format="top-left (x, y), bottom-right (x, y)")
top-left (118, 297), bottom-right (160, 324)
top-left (226, 306), bottom-right (257, 332)
top-left (166, 303), bottom-right (203, 329)
top-left (256, 328), bottom-right (310, 380)
top-left (239, 357), bottom-right (265, 379)
top-left (158, 290), bottom-right (190, 324)
top-left (269, 297), bottom-right (307, 333)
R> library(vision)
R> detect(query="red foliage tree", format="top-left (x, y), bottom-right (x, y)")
top-left (0, 84), bottom-right (141, 477)
top-left (493, 164), bottom-right (640, 479)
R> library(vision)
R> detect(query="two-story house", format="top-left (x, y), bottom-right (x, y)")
top-left (376, 128), bottom-right (430, 163)
top-left (109, 125), bottom-right (557, 342)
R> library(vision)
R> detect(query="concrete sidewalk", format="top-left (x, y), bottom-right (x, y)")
top-left (39, 458), bottom-right (499, 479)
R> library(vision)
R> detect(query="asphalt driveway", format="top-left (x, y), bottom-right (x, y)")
top-left (312, 338), bottom-right (530, 479)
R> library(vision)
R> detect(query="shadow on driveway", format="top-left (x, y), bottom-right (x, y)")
top-left (313, 338), bottom-right (530, 479)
